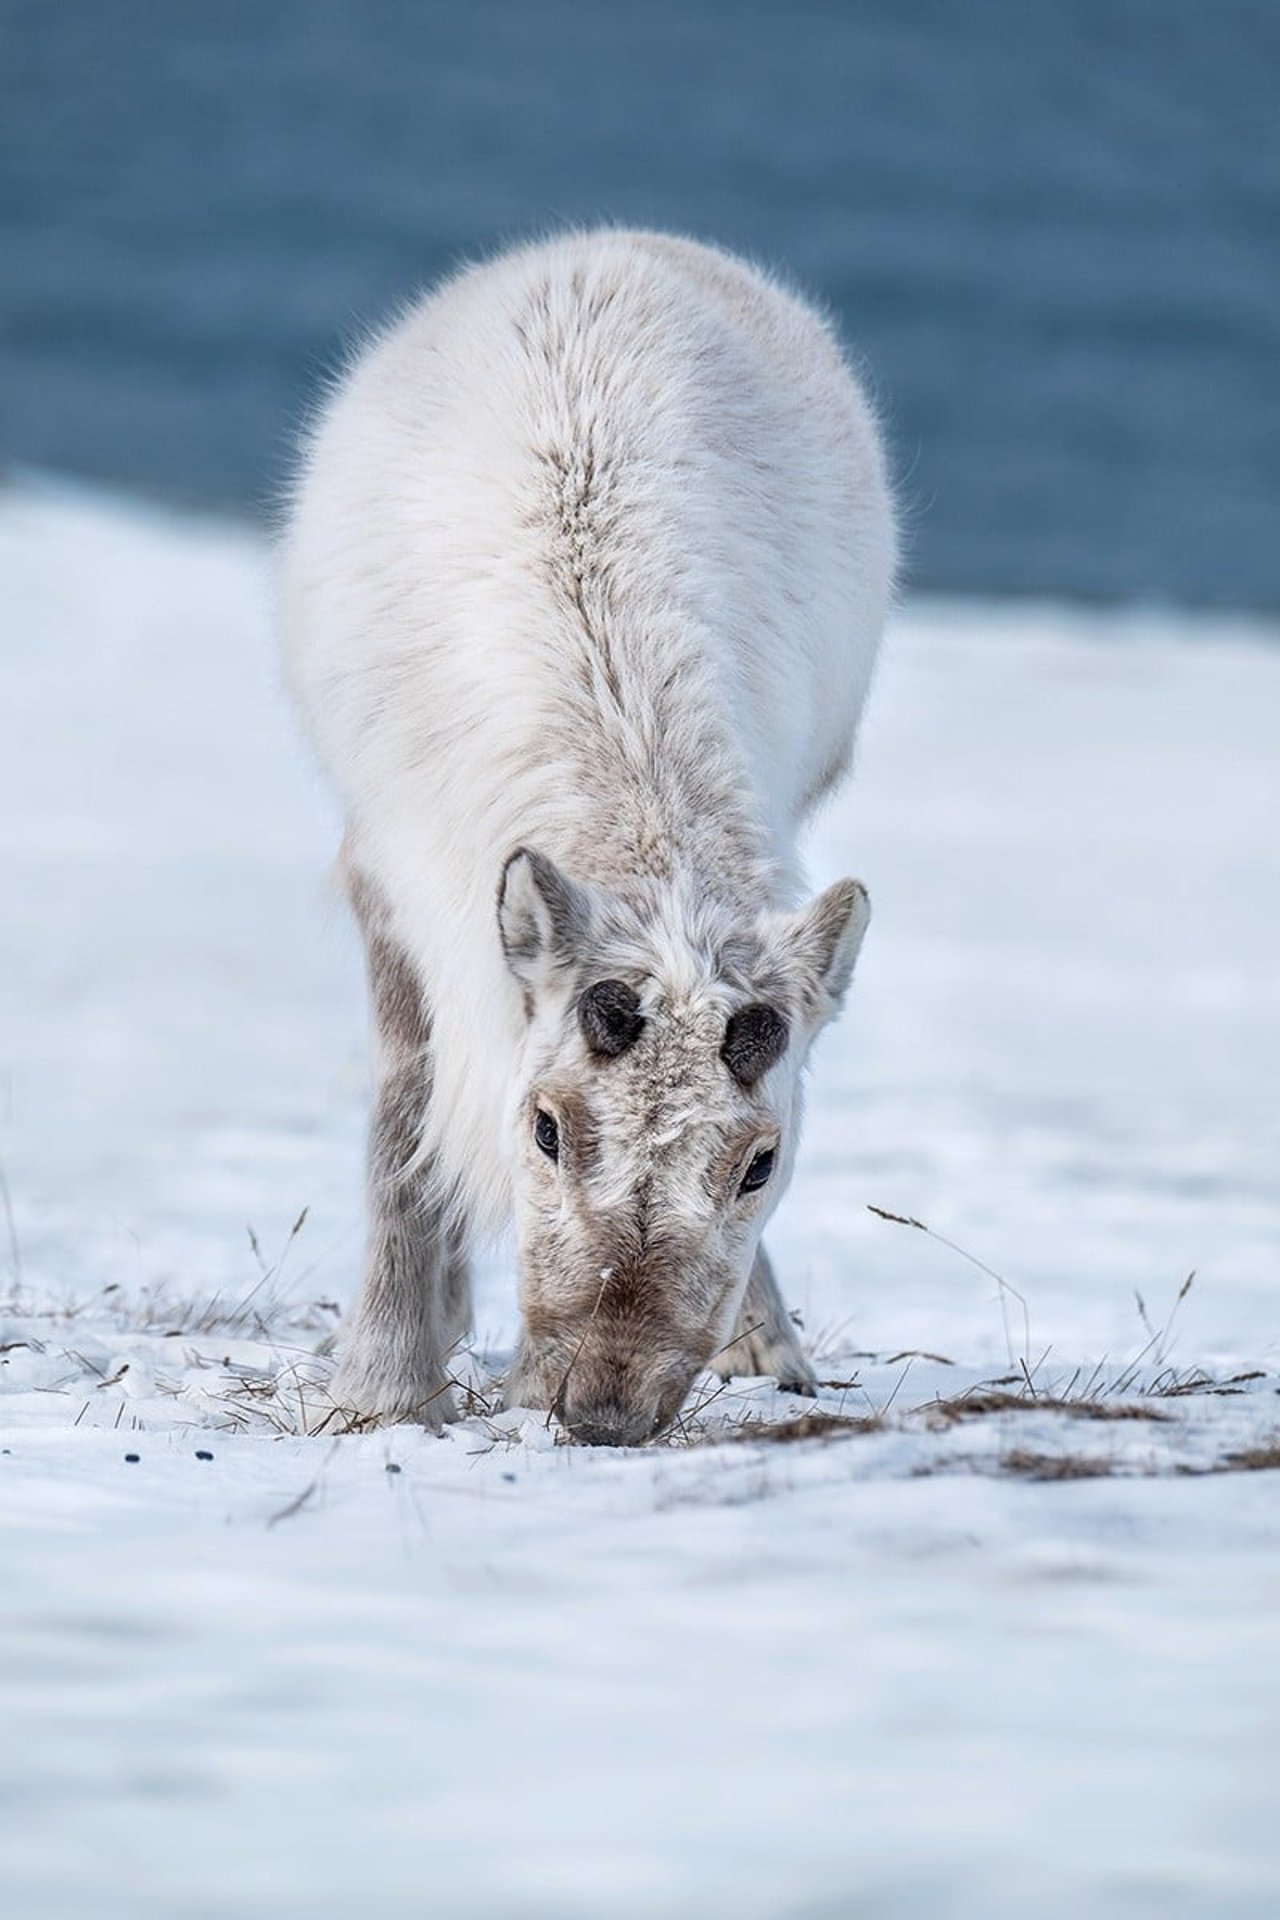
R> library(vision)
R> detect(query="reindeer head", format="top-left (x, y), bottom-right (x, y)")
top-left (496, 848), bottom-right (870, 1445)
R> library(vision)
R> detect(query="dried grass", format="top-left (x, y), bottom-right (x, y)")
top-left (1222, 1439), bottom-right (1280, 1473)
top-left (1000, 1448), bottom-right (1117, 1481)
top-left (8, 1194), bottom-right (1274, 1482)
top-left (719, 1409), bottom-right (883, 1446)
top-left (924, 1388), bottom-right (1174, 1429)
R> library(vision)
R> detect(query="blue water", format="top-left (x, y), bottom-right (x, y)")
top-left (2, 1), bottom-right (1277, 606)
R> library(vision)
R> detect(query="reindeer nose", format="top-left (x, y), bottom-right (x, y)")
top-left (563, 1401), bottom-right (661, 1448)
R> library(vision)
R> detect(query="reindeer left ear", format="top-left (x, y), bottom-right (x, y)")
top-left (774, 878), bottom-right (871, 1018)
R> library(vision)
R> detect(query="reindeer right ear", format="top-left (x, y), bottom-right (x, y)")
top-left (497, 848), bottom-right (593, 993)
top-left (766, 877), bottom-right (871, 1024)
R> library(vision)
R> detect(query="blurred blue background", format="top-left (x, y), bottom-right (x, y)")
top-left (2, 0), bottom-right (1277, 605)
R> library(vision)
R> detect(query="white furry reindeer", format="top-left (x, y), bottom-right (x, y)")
top-left (282, 230), bottom-right (896, 1444)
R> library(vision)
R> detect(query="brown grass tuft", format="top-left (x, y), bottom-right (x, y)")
top-left (925, 1389), bottom-right (1173, 1428)
top-left (1001, 1448), bottom-right (1117, 1481)
top-left (724, 1409), bottom-right (884, 1446)
top-left (1222, 1439), bottom-right (1280, 1473)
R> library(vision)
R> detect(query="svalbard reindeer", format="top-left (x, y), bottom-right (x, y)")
top-left (282, 230), bottom-right (896, 1445)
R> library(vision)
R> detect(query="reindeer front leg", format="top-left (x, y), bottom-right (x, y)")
top-left (332, 868), bottom-right (471, 1430)
top-left (714, 1242), bottom-right (818, 1396)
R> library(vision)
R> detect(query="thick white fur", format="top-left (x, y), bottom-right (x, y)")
top-left (282, 229), bottom-right (895, 1250)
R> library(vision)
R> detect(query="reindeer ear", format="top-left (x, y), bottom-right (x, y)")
top-left (497, 848), bottom-right (593, 992)
top-left (773, 878), bottom-right (871, 1019)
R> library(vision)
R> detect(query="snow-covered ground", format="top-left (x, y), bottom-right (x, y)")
top-left (2, 479), bottom-right (1278, 1918)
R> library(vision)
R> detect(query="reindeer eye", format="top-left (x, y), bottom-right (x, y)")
top-left (739, 1147), bottom-right (775, 1196)
top-left (534, 1109), bottom-right (560, 1161)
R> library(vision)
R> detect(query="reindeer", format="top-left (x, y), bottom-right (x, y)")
top-left (282, 229), bottom-right (896, 1444)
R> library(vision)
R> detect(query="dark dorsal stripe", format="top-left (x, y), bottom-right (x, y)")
top-left (579, 979), bottom-right (645, 1058)
top-left (721, 1003), bottom-right (789, 1086)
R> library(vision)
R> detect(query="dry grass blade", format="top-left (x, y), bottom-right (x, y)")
top-left (709, 1318), bottom-right (766, 1366)
top-left (267, 1479), bottom-right (318, 1527)
top-left (866, 1205), bottom-right (927, 1231)
top-left (266, 1434), bottom-right (341, 1524)
top-left (663, 1373), bottom-right (736, 1444)
top-left (545, 1266), bottom-right (613, 1433)
top-left (868, 1203), bottom-right (1030, 1368)
top-left (1108, 1272), bottom-right (1195, 1396)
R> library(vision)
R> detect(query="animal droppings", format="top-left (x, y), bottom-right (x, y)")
top-left (124, 1452), bottom-right (141, 1463)
top-left (195, 1449), bottom-right (214, 1461)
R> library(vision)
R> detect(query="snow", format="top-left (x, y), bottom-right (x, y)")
top-left (2, 478), bottom-right (1278, 1918)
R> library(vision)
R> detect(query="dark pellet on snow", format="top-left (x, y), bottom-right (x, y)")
top-left (195, 1449), bottom-right (214, 1461)
top-left (124, 1452), bottom-right (141, 1463)
top-left (385, 1462), bottom-right (401, 1474)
